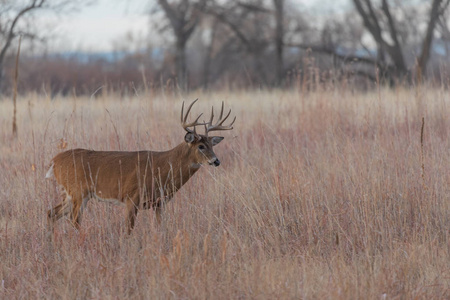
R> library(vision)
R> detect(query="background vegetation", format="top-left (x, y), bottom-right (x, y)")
top-left (1, 86), bottom-right (450, 298)
top-left (1, 0), bottom-right (450, 94)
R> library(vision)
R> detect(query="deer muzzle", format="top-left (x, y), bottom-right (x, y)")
top-left (209, 158), bottom-right (220, 167)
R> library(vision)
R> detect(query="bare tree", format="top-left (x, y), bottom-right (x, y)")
top-left (416, 0), bottom-right (450, 80)
top-left (0, 0), bottom-right (91, 91)
top-left (157, 0), bottom-right (206, 91)
top-left (204, 0), bottom-right (272, 86)
top-left (285, 1), bottom-right (450, 84)
top-left (353, 0), bottom-right (450, 82)
top-left (353, 0), bottom-right (407, 78)
top-left (0, 0), bottom-right (45, 88)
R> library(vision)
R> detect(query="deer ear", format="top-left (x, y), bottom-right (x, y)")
top-left (210, 136), bottom-right (224, 146)
top-left (184, 132), bottom-right (197, 144)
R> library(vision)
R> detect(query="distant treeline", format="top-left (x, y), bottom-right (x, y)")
top-left (2, 0), bottom-right (450, 95)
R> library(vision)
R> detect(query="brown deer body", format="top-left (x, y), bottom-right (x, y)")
top-left (46, 100), bottom-right (235, 234)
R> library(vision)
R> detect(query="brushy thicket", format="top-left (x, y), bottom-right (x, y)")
top-left (0, 87), bottom-right (449, 299)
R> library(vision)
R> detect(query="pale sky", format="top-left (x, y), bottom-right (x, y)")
top-left (44, 0), bottom-right (346, 53)
top-left (47, 0), bottom-right (151, 52)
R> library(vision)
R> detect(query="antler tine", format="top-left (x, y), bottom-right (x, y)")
top-left (209, 106), bottom-right (214, 124)
top-left (182, 98), bottom-right (198, 123)
top-left (182, 112), bottom-right (204, 131)
top-left (229, 115), bottom-right (236, 127)
top-left (181, 101), bottom-right (185, 124)
top-left (205, 101), bottom-right (235, 135)
top-left (181, 99), bottom-right (205, 134)
top-left (188, 113), bottom-right (204, 127)
top-left (218, 101), bottom-right (224, 120)
top-left (217, 108), bottom-right (231, 126)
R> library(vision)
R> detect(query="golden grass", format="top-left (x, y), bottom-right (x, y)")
top-left (1, 87), bottom-right (450, 298)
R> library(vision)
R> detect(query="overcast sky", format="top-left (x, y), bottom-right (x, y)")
top-left (46, 0), bottom-right (347, 53)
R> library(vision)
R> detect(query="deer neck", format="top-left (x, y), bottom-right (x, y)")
top-left (156, 142), bottom-right (200, 190)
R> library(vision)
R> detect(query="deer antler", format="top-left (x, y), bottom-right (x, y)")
top-left (205, 101), bottom-right (236, 136)
top-left (181, 99), bottom-right (205, 135)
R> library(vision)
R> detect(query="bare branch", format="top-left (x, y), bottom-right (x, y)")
top-left (0, 0), bottom-right (46, 64)
top-left (381, 0), bottom-right (401, 51)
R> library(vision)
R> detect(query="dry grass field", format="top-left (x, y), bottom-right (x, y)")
top-left (1, 87), bottom-right (450, 299)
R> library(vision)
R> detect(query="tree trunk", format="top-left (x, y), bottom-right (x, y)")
top-left (157, 0), bottom-right (197, 92)
top-left (416, 0), bottom-right (444, 81)
top-left (387, 45), bottom-right (407, 77)
top-left (203, 21), bottom-right (217, 90)
top-left (274, 0), bottom-right (284, 87)
top-left (0, 63), bottom-right (4, 92)
top-left (175, 38), bottom-right (188, 91)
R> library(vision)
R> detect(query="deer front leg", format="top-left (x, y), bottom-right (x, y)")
top-left (47, 194), bottom-right (72, 233)
top-left (153, 194), bottom-right (172, 225)
top-left (154, 206), bottom-right (162, 225)
top-left (70, 195), bottom-right (89, 230)
top-left (126, 197), bottom-right (139, 234)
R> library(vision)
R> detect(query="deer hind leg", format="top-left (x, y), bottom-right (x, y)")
top-left (154, 206), bottom-right (162, 225)
top-left (126, 197), bottom-right (139, 234)
top-left (153, 195), bottom-right (171, 226)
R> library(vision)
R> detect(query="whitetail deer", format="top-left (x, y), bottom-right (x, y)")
top-left (46, 99), bottom-right (235, 234)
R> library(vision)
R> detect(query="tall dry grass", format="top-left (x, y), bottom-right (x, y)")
top-left (0, 87), bottom-right (450, 299)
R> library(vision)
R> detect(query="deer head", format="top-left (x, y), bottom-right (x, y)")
top-left (181, 99), bottom-right (235, 167)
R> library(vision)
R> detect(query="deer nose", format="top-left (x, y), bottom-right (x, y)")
top-left (213, 159), bottom-right (220, 167)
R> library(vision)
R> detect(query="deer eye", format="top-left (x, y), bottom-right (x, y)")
top-left (198, 145), bottom-right (206, 150)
